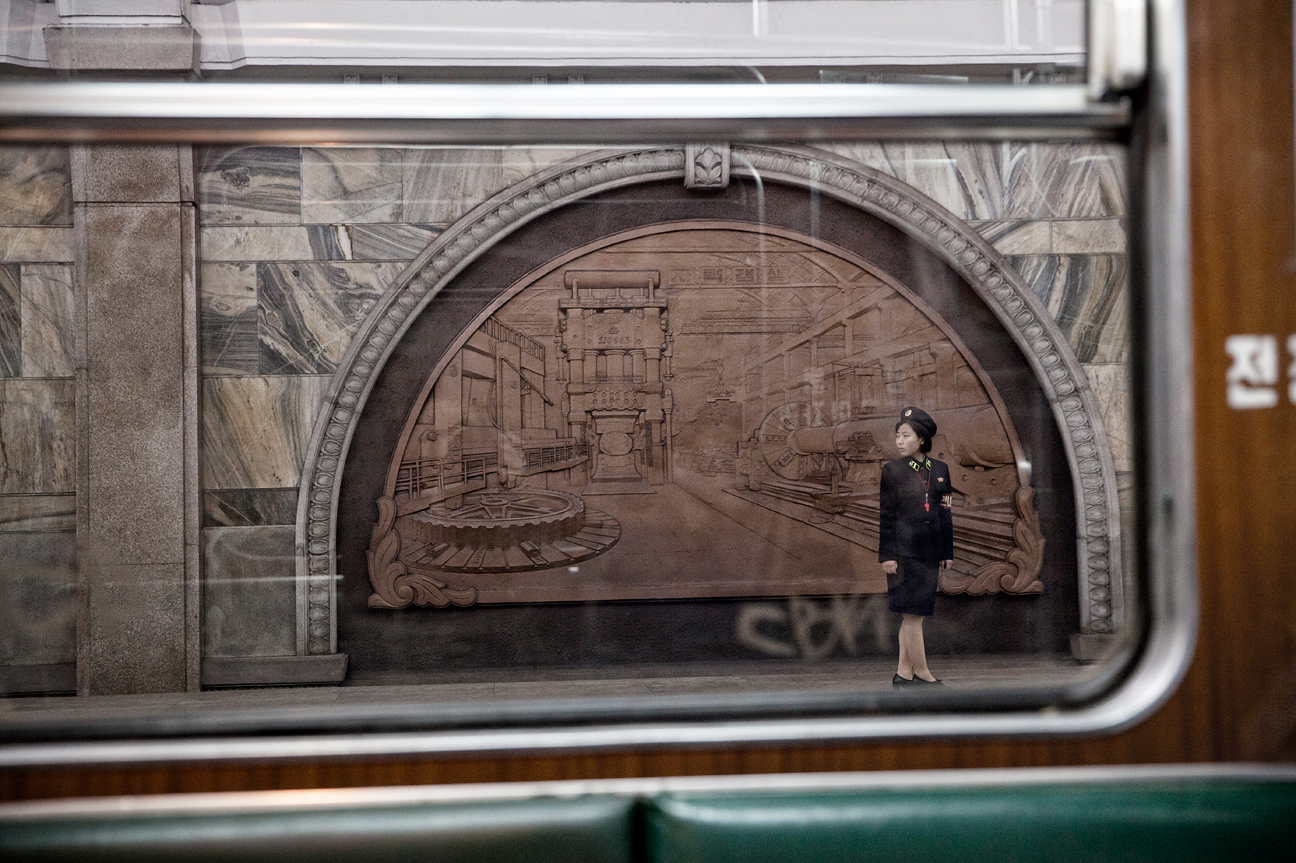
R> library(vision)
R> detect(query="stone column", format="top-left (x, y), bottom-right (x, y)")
top-left (73, 144), bottom-right (198, 695)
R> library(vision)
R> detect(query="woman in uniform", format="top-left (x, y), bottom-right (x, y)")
top-left (879, 406), bottom-right (954, 686)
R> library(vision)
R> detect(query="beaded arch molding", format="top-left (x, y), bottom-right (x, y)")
top-left (292, 144), bottom-right (1124, 657)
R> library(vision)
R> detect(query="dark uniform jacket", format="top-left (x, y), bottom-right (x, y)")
top-left (878, 456), bottom-right (955, 562)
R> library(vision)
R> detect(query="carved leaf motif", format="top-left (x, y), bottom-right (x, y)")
top-left (695, 147), bottom-right (723, 183)
top-left (939, 486), bottom-right (1045, 596)
top-left (367, 496), bottom-right (479, 609)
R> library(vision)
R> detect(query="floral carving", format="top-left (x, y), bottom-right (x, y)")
top-left (367, 497), bottom-right (477, 610)
top-left (941, 486), bottom-right (1046, 596)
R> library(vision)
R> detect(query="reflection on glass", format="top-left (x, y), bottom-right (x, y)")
top-left (1, 1), bottom-right (1086, 83)
top-left (0, 139), bottom-right (1133, 729)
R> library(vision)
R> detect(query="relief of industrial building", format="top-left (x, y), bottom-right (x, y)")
top-left (368, 226), bottom-right (1044, 609)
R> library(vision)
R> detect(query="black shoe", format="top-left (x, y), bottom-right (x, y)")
top-left (911, 675), bottom-right (943, 685)
top-left (892, 673), bottom-right (914, 686)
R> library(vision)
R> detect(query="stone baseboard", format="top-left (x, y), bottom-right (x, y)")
top-left (202, 654), bottom-right (349, 688)
top-left (1071, 634), bottom-right (1120, 662)
top-left (0, 662), bottom-right (76, 695)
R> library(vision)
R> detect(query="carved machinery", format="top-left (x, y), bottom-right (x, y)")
top-left (737, 402), bottom-right (1045, 595)
top-left (558, 270), bottom-right (673, 495)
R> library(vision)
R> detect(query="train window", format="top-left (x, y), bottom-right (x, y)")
top-left (0, 0), bottom-right (1193, 763)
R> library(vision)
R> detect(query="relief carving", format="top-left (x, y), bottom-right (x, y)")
top-left (368, 226), bottom-right (1044, 608)
top-left (299, 145), bottom-right (1121, 654)
top-left (366, 496), bottom-right (477, 609)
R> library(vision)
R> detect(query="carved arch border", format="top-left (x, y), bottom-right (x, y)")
top-left (294, 144), bottom-right (1123, 657)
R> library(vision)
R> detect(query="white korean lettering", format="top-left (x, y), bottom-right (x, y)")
top-left (1289, 334), bottom-right (1296, 405)
top-left (1225, 334), bottom-right (1279, 409)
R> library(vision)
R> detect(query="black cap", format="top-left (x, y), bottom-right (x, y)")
top-left (899, 406), bottom-right (937, 440)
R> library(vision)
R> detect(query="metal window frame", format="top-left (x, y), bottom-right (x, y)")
top-left (0, 0), bottom-right (1192, 766)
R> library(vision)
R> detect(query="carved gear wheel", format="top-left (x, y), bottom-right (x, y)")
top-left (403, 489), bottom-right (620, 573)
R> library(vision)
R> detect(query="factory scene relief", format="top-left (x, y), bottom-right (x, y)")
top-left (367, 226), bottom-right (1045, 613)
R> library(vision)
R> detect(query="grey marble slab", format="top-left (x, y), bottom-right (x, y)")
top-left (203, 487), bottom-right (298, 527)
top-left (0, 264), bottom-right (19, 377)
top-left (967, 219), bottom-right (1051, 256)
top-left (1083, 363), bottom-right (1133, 473)
top-left (0, 147), bottom-right (72, 227)
top-left (820, 141), bottom-right (1127, 221)
top-left (0, 494), bottom-right (76, 532)
top-left (306, 225), bottom-right (348, 260)
top-left (0, 379), bottom-right (74, 494)
top-left (1007, 254), bottom-right (1128, 364)
top-left (200, 374), bottom-right (329, 489)
top-left (501, 146), bottom-right (598, 189)
top-left (302, 147), bottom-right (402, 224)
top-left (197, 146), bottom-right (302, 226)
top-left (258, 261), bottom-right (402, 374)
top-left (0, 531), bottom-right (77, 666)
top-left (0, 227), bottom-right (74, 263)
top-left (350, 223), bottom-right (438, 260)
top-left (19, 263), bottom-right (74, 378)
top-left (1051, 219), bottom-right (1127, 254)
top-left (403, 148), bottom-right (504, 225)
top-left (200, 226), bottom-right (318, 262)
top-left (200, 261), bottom-right (258, 375)
top-left (202, 526), bottom-right (297, 658)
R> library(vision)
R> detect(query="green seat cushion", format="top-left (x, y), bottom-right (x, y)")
top-left (645, 781), bottom-right (1296, 863)
top-left (1, 795), bottom-right (634, 863)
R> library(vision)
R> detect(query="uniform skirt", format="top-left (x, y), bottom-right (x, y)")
top-left (887, 556), bottom-right (940, 616)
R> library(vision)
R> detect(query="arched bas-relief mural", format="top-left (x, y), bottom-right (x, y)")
top-left (368, 224), bottom-right (1044, 611)
top-left (296, 145), bottom-right (1122, 666)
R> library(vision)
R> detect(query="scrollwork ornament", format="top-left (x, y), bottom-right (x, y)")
top-left (366, 497), bottom-right (477, 610)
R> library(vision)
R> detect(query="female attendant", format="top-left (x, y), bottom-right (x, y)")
top-left (878, 406), bottom-right (954, 685)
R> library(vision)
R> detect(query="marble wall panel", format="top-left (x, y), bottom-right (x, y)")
top-left (0, 494), bottom-right (76, 532)
top-left (201, 374), bottom-right (329, 489)
top-left (1007, 254), bottom-right (1128, 364)
top-left (968, 220), bottom-right (1052, 256)
top-left (1084, 363), bottom-right (1133, 473)
top-left (258, 261), bottom-right (402, 374)
top-left (20, 264), bottom-right (75, 377)
top-left (202, 526), bottom-right (297, 658)
top-left (197, 147), bottom-right (302, 226)
top-left (200, 261), bottom-right (258, 375)
top-left (203, 487), bottom-right (298, 527)
top-left (301, 147), bottom-right (402, 224)
top-left (0, 532), bottom-right (77, 666)
top-left (0, 379), bottom-right (75, 494)
top-left (822, 141), bottom-right (1126, 221)
top-left (403, 148), bottom-right (504, 225)
top-left (0, 264), bottom-right (19, 377)
top-left (0, 147), bottom-right (72, 226)
top-left (1052, 219), bottom-right (1127, 254)
top-left (200, 226), bottom-right (318, 262)
top-left (501, 146), bottom-right (599, 188)
top-left (350, 223), bottom-right (438, 260)
top-left (0, 227), bottom-right (74, 263)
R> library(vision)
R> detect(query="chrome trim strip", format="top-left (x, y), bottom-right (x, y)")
top-left (0, 82), bottom-right (1130, 143)
top-left (4, 764), bottom-right (1292, 822)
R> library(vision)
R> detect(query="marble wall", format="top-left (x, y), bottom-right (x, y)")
top-left (194, 142), bottom-right (1131, 665)
top-left (0, 147), bottom-right (77, 678)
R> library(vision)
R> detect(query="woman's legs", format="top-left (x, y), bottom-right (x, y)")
top-left (896, 614), bottom-right (934, 681)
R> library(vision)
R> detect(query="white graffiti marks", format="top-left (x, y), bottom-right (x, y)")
top-left (735, 595), bottom-right (894, 660)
